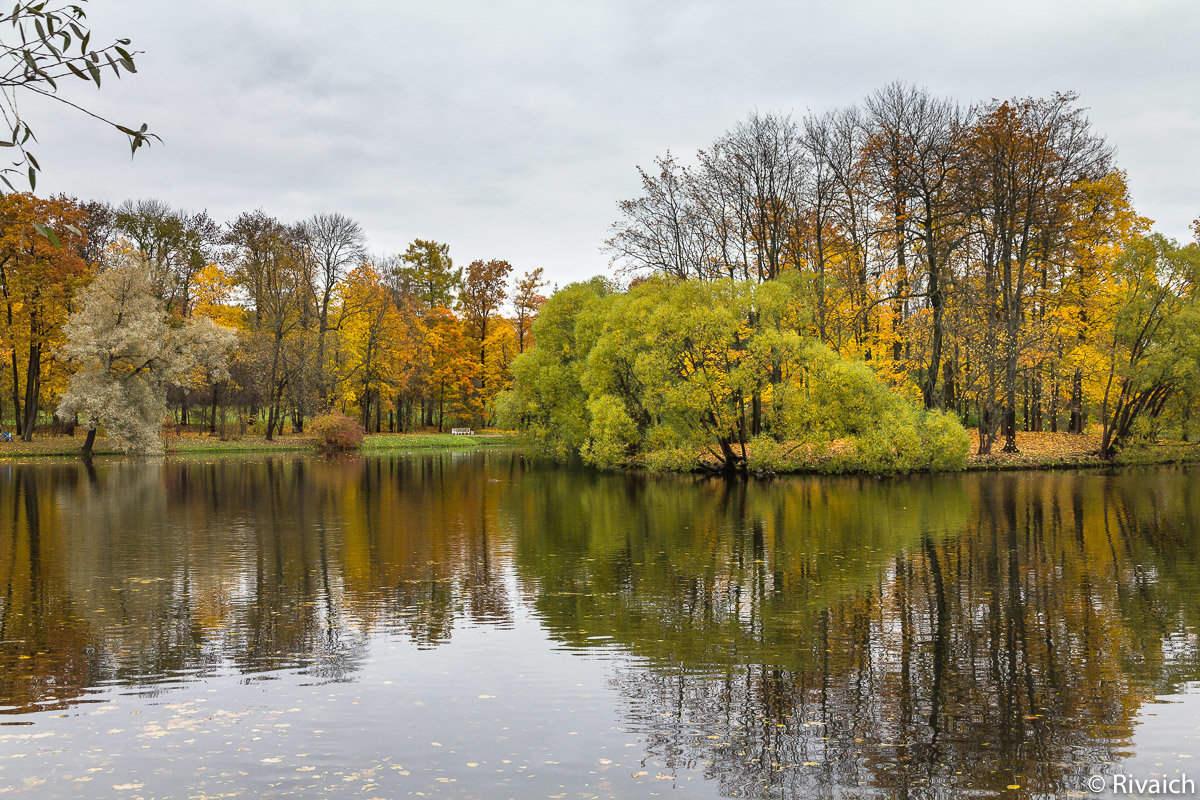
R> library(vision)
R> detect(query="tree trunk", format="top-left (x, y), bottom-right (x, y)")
top-left (892, 203), bottom-right (907, 363)
top-left (1069, 369), bottom-right (1085, 434)
top-left (1030, 369), bottom-right (1043, 432)
top-left (923, 293), bottom-right (945, 409)
top-left (21, 339), bottom-right (40, 442)
top-left (9, 346), bottom-right (20, 430)
top-left (941, 358), bottom-right (956, 410)
top-left (1001, 345), bottom-right (1019, 453)
top-left (81, 427), bottom-right (97, 459)
top-left (1049, 377), bottom-right (1059, 433)
top-left (209, 384), bottom-right (219, 435)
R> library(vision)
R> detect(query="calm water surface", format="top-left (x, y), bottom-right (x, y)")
top-left (0, 452), bottom-right (1198, 799)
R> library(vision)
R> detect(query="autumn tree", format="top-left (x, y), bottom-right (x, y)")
top-left (78, 200), bottom-right (117, 268)
top-left (227, 210), bottom-right (282, 324)
top-left (513, 267), bottom-right (548, 353)
top-left (459, 258), bottom-right (512, 403)
top-left (114, 199), bottom-right (222, 315)
top-left (0, 193), bottom-right (88, 440)
top-left (481, 318), bottom-right (519, 415)
top-left (227, 214), bottom-right (313, 440)
top-left (801, 105), bottom-right (875, 354)
top-left (865, 84), bottom-right (966, 408)
top-left (966, 95), bottom-right (1111, 453)
top-left (1089, 235), bottom-right (1200, 458)
top-left (337, 262), bottom-right (406, 431)
top-left (56, 260), bottom-right (236, 456)
top-left (190, 262), bottom-right (246, 433)
top-left (424, 307), bottom-right (477, 432)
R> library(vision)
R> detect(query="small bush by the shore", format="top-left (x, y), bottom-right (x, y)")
top-left (310, 413), bottom-right (365, 452)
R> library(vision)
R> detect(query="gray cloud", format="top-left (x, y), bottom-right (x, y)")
top-left (29, 0), bottom-right (1200, 286)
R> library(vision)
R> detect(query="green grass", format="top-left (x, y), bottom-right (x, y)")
top-left (0, 431), bottom-right (515, 459)
top-left (360, 432), bottom-right (514, 451)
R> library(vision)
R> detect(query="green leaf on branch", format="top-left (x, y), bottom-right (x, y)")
top-left (31, 220), bottom-right (58, 247)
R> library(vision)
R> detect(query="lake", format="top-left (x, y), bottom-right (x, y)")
top-left (0, 452), bottom-right (1197, 798)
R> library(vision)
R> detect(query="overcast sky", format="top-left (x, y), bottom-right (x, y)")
top-left (29, 0), bottom-right (1200, 289)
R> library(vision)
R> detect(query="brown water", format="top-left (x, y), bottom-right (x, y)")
top-left (0, 453), bottom-right (1197, 798)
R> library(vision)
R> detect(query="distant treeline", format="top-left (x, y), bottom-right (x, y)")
top-left (0, 194), bottom-right (548, 441)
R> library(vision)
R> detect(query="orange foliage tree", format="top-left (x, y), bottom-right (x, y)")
top-left (0, 193), bottom-right (89, 439)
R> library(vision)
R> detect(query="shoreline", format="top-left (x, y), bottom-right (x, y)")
top-left (0, 430), bottom-right (1195, 474)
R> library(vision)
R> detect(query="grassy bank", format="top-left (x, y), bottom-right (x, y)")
top-left (0, 431), bottom-right (515, 459)
top-left (0, 429), bottom-right (1194, 472)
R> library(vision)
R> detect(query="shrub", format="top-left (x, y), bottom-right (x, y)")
top-left (310, 412), bottom-right (365, 452)
top-left (643, 446), bottom-right (699, 473)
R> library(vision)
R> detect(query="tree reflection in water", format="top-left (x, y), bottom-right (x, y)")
top-left (0, 454), bottom-right (1197, 798)
top-left (510, 467), bottom-right (1200, 798)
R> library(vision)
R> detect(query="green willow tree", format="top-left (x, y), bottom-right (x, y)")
top-left (500, 275), bottom-right (968, 474)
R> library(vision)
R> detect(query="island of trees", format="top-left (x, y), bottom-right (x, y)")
top-left (501, 84), bottom-right (1200, 473)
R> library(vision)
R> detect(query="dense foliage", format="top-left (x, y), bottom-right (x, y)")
top-left (500, 276), bottom-right (968, 473)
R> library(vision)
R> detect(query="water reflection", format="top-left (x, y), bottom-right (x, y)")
top-left (0, 455), bottom-right (1197, 799)
top-left (527, 471), bottom-right (1200, 798)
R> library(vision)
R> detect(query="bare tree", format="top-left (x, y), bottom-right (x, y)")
top-left (701, 111), bottom-right (808, 283)
top-left (606, 153), bottom-right (719, 280)
top-left (802, 105), bottom-right (877, 351)
top-left (114, 199), bottom-right (222, 315)
top-left (513, 267), bottom-right (548, 353)
top-left (864, 83), bottom-right (966, 408)
top-left (306, 212), bottom-right (366, 405)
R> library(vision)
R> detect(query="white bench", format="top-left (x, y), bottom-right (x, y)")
top-left (451, 428), bottom-right (474, 435)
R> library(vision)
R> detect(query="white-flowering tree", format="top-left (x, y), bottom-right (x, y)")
top-left (57, 262), bottom-right (237, 456)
